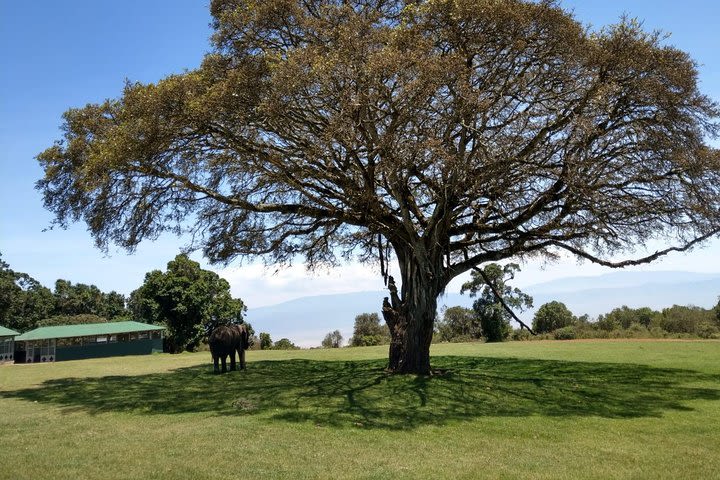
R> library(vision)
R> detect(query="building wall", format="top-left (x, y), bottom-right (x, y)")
top-left (24, 337), bottom-right (163, 362)
top-left (57, 337), bottom-right (163, 361)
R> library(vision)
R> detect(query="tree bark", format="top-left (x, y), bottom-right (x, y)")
top-left (382, 252), bottom-right (442, 375)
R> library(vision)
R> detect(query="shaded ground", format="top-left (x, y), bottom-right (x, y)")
top-left (3, 356), bottom-right (718, 430)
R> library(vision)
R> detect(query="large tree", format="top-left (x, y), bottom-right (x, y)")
top-left (37, 0), bottom-right (720, 373)
top-left (129, 254), bottom-right (247, 352)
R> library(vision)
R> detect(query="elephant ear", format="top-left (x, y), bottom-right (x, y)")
top-left (241, 327), bottom-right (250, 350)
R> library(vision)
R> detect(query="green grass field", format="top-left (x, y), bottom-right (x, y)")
top-left (2, 340), bottom-right (719, 479)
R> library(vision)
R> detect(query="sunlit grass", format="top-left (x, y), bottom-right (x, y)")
top-left (1, 340), bottom-right (719, 479)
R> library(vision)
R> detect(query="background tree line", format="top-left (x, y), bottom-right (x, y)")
top-left (336, 263), bottom-right (720, 346)
top-left (436, 300), bottom-right (720, 343)
top-left (1, 252), bottom-right (130, 332)
top-left (0, 252), bottom-right (252, 353)
top-left (433, 264), bottom-right (720, 343)
top-left (251, 332), bottom-right (299, 351)
top-left (320, 313), bottom-right (392, 348)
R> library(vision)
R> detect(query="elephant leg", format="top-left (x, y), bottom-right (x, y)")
top-left (230, 351), bottom-right (237, 371)
top-left (239, 348), bottom-right (246, 370)
top-left (221, 355), bottom-right (227, 373)
top-left (213, 355), bottom-right (220, 374)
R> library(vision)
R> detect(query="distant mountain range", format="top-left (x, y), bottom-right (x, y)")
top-left (245, 271), bottom-right (720, 347)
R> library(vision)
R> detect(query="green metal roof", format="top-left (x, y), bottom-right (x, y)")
top-left (0, 326), bottom-right (20, 337)
top-left (15, 321), bottom-right (165, 341)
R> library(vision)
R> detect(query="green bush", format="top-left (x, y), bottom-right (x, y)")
top-left (554, 326), bottom-right (576, 340)
top-left (511, 329), bottom-right (532, 341)
top-left (649, 327), bottom-right (667, 338)
top-left (658, 305), bottom-right (714, 334)
top-left (626, 322), bottom-right (650, 338)
top-left (696, 321), bottom-right (720, 339)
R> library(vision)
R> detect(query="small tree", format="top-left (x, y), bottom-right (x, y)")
top-left (350, 313), bottom-right (390, 347)
top-left (322, 330), bottom-right (343, 348)
top-left (532, 301), bottom-right (576, 334)
top-left (259, 332), bottom-right (272, 350)
top-left (273, 338), bottom-right (299, 350)
top-left (435, 306), bottom-right (480, 342)
top-left (461, 264), bottom-right (533, 342)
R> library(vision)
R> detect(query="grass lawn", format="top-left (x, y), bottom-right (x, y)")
top-left (1, 340), bottom-right (719, 479)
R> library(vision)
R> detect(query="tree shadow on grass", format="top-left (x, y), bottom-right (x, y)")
top-left (3, 356), bottom-right (719, 430)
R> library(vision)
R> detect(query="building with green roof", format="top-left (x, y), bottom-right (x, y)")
top-left (14, 321), bottom-right (165, 363)
top-left (0, 326), bottom-right (19, 363)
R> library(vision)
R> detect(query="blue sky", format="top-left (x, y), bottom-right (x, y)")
top-left (1, 1), bottom-right (719, 308)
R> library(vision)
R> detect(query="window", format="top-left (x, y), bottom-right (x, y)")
top-left (38, 339), bottom-right (56, 357)
top-left (0, 338), bottom-right (12, 355)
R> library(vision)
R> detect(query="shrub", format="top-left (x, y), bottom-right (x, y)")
top-left (696, 321), bottom-right (720, 339)
top-left (658, 305), bottom-right (714, 333)
top-left (626, 322), bottom-right (650, 338)
top-left (554, 326), bottom-right (576, 340)
top-left (511, 329), bottom-right (532, 341)
top-left (649, 327), bottom-right (667, 339)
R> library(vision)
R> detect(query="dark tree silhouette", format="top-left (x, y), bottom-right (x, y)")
top-left (37, 0), bottom-right (720, 373)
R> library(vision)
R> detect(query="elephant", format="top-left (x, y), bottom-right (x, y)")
top-left (209, 323), bottom-right (249, 373)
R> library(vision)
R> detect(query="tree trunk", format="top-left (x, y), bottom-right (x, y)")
top-left (382, 251), bottom-right (442, 375)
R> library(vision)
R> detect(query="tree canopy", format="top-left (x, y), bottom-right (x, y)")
top-left (0, 252), bottom-right (128, 332)
top-left (322, 330), bottom-right (344, 348)
top-left (349, 312), bottom-right (390, 346)
top-left (461, 263), bottom-right (533, 342)
top-left (37, 0), bottom-right (720, 373)
top-left (435, 306), bottom-right (479, 342)
top-left (129, 253), bottom-right (246, 352)
top-left (532, 301), bottom-right (576, 334)
top-left (1, 254), bottom-right (54, 332)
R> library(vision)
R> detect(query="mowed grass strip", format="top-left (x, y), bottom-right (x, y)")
top-left (1, 340), bottom-right (719, 479)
